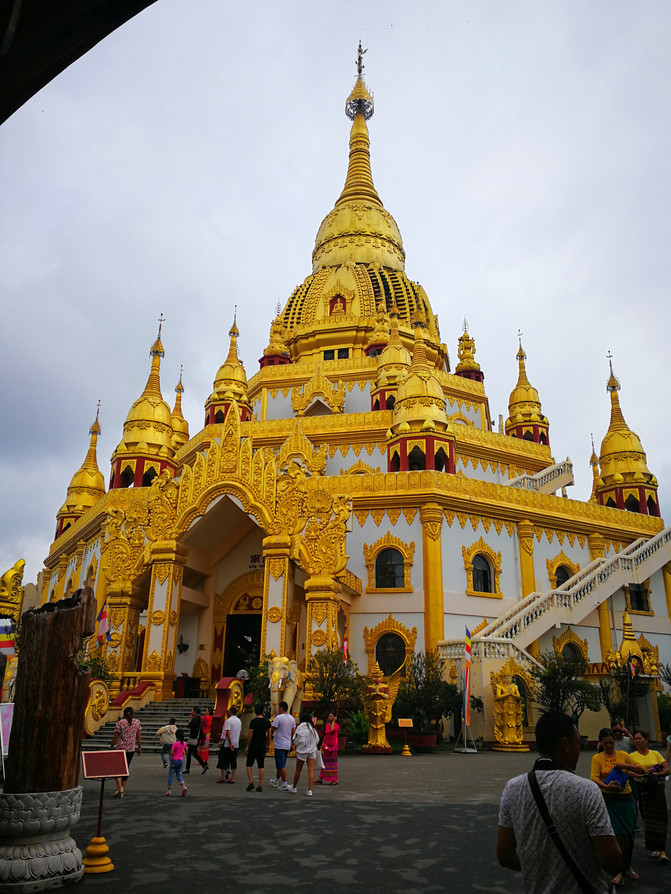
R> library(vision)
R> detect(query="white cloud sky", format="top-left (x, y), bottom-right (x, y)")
top-left (1, 0), bottom-right (670, 584)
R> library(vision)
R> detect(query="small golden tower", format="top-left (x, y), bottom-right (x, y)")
top-left (205, 315), bottom-right (252, 424)
top-left (370, 303), bottom-right (411, 410)
top-left (259, 309), bottom-right (290, 368)
top-left (56, 405), bottom-right (105, 537)
top-left (110, 318), bottom-right (177, 489)
top-left (505, 337), bottom-right (550, 447)
top-left (170, 368), bottom-right (189, 452)
top-left (588, 434), bottom-right (602, 504)
top-left (455, 319), bottom-right (484, 383)
top-left (596, 355), bottom-right (659, 516)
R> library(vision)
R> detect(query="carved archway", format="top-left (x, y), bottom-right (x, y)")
top-left (462, 537), bottom-right (502, 597)
top-left (553, 627), bottom-right (589, 661)
top-left (546, 551), bottom-right (580, 589)
top-left (363, 531), bottom-right (415, 593)
top-left (211, 571), bottom-right (264, 687)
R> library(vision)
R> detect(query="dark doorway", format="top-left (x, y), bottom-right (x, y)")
top-left (223, 614), bottom-right (262, 676)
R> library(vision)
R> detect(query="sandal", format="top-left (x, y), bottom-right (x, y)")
top-left (610, 874), bottom-right (624, 887)
top-left (626, 868), bottom-right (639, 880)
top-left (660, 854), bottom-right (669, 865)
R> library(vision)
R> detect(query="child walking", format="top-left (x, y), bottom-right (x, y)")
top-left (166, 728), bottom-right (188, 797)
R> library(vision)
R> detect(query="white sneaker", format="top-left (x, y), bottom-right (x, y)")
top-left (279, 783), bottom-right (289, 791)
top-left (270, 778), bottom-right (279, 789)
top-left (287, 785), bottom-right (297, 793)
top-left (305, 790), bottom-right (313, 797)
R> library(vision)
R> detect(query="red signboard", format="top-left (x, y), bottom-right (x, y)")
top-left (81, 750), bottom-right (128, 779)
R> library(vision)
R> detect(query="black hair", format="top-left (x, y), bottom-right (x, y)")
top-left (598, 727), bottom-right (614, 742)
top-left (254, 704), bottom-right (264, 715)
top-left (535, 712), bottom-right (577, 754)
top-left (169, 717), bottom-right (176, 725)
top-left (279, 700), bottom-right (288, 711)
top-left (229, 705), bottom-right (237, 716)
top-left (175, 727), bottom-right (185, 742)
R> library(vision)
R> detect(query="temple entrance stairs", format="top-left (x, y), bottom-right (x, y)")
top-left (81, 697), bottom-right (214, 753)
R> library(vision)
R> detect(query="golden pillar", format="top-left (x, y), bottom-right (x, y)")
top-left (261, 535), bottom-right (292, 658)
top-left (304, 574), bottom-right (341, 669)
top-left (141, 540), bottom-right (188, 698)
top-left (588, 533), bottom-right (612, 661)
top-left (517, 520), bottom-right (539, 658)
top-left (106, 586), bottom-right (144, 696)
top-left (663, 562), bottom-right (671, 620)
top-left (420, 504), bottom-right (444, 651)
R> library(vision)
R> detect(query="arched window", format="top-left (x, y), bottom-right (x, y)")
top-left (647, 496), bottom-right (658, 517)
top-left (389, 451), bottom-right (400, 473)
top-left (121, 466), bottom-right (134, 488)
top-left (375, 633), bottom-right (406, 677)
top-left (555, 565), bottom-right (572, 587)
top-left (385, 395), bottom-right (396, 410)
top-left (375, 549), bottom-right (405, 589)
top-left (408, 445), bottom-right (426, 471)
top-left (624, 494), bottom-right (640, 513)
top-left (539, 432), bottom-right (547, 445)
top-left (472, 555), bottom-right (492, 593)
top-left (215, 409), bottom-right (225, 424)
top-left (523, 431), bottom-right (534, 441)
top-left (142, 467), bottom-right (158, 487)
top-left (372, 398), bottom-right (380, 410)
top-left (561, 642), bottom-right (582, 661)
top-left (435, 447), bottom-right (447, 472)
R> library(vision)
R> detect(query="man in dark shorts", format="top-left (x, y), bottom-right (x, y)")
top-left (245, 704), bottom-right (271, 792)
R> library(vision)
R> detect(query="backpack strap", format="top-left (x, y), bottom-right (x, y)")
top-left (527, 770), bottom-right (595, 894)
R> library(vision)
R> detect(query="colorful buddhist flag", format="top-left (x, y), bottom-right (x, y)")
top-left (343, 637), bottom-right (349, 664)
top-left (0, 620), bottom-right (14, 654)
top-left (630, 659), bottom-right (637, 679)
top-left (463, 627), bottom-right (472, 727)
top-left (96, 602), bottom-right (110, 644)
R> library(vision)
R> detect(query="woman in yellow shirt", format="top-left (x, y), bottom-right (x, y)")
top-left (629, 731), bottom-right (669, 864)
top-left (591, 728), bottom-right (644, 886)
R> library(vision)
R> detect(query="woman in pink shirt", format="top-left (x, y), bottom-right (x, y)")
top-left (166, 728), bottom-right (188, 796)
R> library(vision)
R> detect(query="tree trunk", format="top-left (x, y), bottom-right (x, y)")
top-left (3, 588), bottom-right (95, 793)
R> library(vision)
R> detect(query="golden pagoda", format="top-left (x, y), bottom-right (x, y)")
top-left (42, 46), bottom-right (670, 746)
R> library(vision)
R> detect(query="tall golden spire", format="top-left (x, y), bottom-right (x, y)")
top-left (56, 404), bottom-right (106, 536)
top-left (205, 312), bottom-right (252, 423)
top-left (312, 44), bottom-right (405, 273)
top-left (505, 335), bottom-right (549, 446)
top-left (171, 367), bottom-right (189, 451)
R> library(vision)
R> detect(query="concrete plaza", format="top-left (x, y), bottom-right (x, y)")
top-left (75, 749), bottom-right (670, 893)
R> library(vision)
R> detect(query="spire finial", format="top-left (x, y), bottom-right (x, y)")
top-left (462, 317), bottom-right (469, 333)
top-left (606, 350), bottom-right (620, 393)
top-left (591, 432), bottom-right (595, 454)
top-left (158, 312), bottom-right (165, 338)
top-left (95, 400), bottom-right (100, 424)
top-left (275, 300), bottom-right (282, 317)
top-left (356, 40), bottom-right (367, 77)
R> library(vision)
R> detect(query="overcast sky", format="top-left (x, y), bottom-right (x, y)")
top-left (1, 1), bottom-right (670, 586)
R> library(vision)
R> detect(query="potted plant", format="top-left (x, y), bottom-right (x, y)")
top-left (533, 651), bottom-right (602, 740)
top-left (306, 648), bottom-right (366, 729)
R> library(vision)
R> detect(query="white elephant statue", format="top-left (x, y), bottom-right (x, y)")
top-left (268, 655), bottom-right (304, 719)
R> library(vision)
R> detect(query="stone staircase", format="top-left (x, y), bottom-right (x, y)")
top-left (82, 698), bottom-right (214, 752)
top-left (509, 457), bottom-right (574, 495)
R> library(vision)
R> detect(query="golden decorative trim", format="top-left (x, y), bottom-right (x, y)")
top-left (150, 610), bottom-right (165, 626)
top-left (267, 606), bottom-right (282, 624)
top-left (546, 551), bottom-right (580, 589)
top-left (363, 614), bottom-right (418, 676)
top-left (268, 558), bottom-right (285, 580)
top-left (146, 649), bottom-right (161, 672)
top-left (341, 459), bottom-right (380, 475)
top-left (311, 629), bottom-right (327, 647)
top-left (402, 508), bottom-right (417, 525)
top-left (624, 581), bottom-right (654, 616)
top-left (462, 537), bottom-right (502, 598)
top-left (154, 563), bottom-right (170, 585)
top-left (355, 509), bottom-right (369, 526)
top-left (553, 627), bottom-right (589, 661)
top-left (387, 508), bottom-right (401, 526)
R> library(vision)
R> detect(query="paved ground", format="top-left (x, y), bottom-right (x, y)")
top-left (74, 749), bottom-right (671, 893)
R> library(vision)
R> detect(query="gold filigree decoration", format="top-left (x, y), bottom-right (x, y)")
top-left (363, 615), bottom-right (417, 676)
top-left (268, 558), bottom-right (285, 580)
top-left (402, 508), bottom-right (417, 525)
top-left (154, 563), bottom-right (170, 585)
top-left (355, 510), bottom-right (369, 526)
top-left (553, 627), bottom-right (589, 661)
top-left (311, 629), bottom-right (327, 647)
top-left (267, 606), bottom-right (282, 624)
top-left (341, 459), bottom-right (380, 475)
top-left (0, 559), bottom-right (25, 622)
top-left (311, 603), bottom-right (328, 626)
top-left (106, 652), bottom-right (119, 672)
top-left (363, 531), bottom-right (415, 594)
top-left (192, 657), bottom-right (208, 680)
top-left (164, 650), bottom-right (175, 673)
top-left (150, 610), bottom-right (166, 626)
top-left (470, 617), bottom-right (490, 636)
top-left (462, 537), bottom-right (502, 598)
top-left (169, 611), bottom-right (177, 626)
top-left (387, 508), bottom-right (401, 526)
top-left (84, 679), bottom-right (110, 736)
top-left (371, 509), bottom-right (385, 527)
top-left (276, 420), bottom-right (327, 476)
top-left (109, 632), bottom-right (122, 649)
top-left (292, 365), bottom-right (345, 416)
top-left (546, 551), bottom-right (580, 589)
top-left (146, 650), bottom-right (161, 672)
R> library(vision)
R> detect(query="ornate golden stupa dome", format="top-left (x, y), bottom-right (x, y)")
top-left (56, 406), bottom-right (105, 536)
top-left (205, 318), bottom-right (252, 423)
top-left (278, 44), bottom-right (445, 368)
top-left (455, 320), bottom-right (484, 383)
top-left (505, 340), bottom-right (549, 446)
top-left (171, 369), bottom-right (189, 451)
top-left (110, 321), bottom-right (177, 488)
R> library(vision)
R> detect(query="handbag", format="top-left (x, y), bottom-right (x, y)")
top-left (187, 737), bottom-right (198, 747)
top-left (314, 749), bottom-right (324, 771)
top-left (527, 769), bottom-right (596, 894)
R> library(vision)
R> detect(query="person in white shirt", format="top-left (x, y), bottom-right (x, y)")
top-left (216, 706), bottom-right (242, 784)
top-left (153, 717), bottom-right (177, 768)
top-left (270, 700), bottom-right (296, 791)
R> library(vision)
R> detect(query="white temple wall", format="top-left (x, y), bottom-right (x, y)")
top-left (214, 528), bottom-right (265, 592)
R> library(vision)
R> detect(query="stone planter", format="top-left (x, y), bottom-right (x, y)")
top-left (0, 787), bottom-right (84, 891)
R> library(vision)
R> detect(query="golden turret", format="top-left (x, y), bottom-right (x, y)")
top-left (277, 45), bottom-right (446, 367)
top-left (588, 435), bottom-right (602, 504)
top-left (596, 357), bottom-right (658, 515)
top-left (455, 320), bottom-right (484, 383)
top-left (171, 368), bottom-right (189, 452)
top-left (371, 303), bottom-right (411, 411)
top-left (56, 405), bottom-right (105, 537)
top-left (505, 339), bottom-right (549, 447)
top-left (205, 316), bottom-right (252, 424)
top-left (386, 314), bottom-right (455, 473)
top-left (259, 312), bottom-right (290, 368)
top-left (110, 320), bottom-right (176, 488)
top-left (365, 301), bottom-right (391, 357)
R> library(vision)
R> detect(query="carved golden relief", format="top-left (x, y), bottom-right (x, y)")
top-left (109, 632), bottom-right (122, 649)
top-left (371, 509), bottom-right (385, 527)
top-left (164, 650), bottom-right (175, 674)
top-left (311, 629), bottom-right (327, 647)
top-left (146, 650), bottom-right (161, 672)
top-left (154, 563), bottom-right (170, 585)
top-left (402, 508), bottom-right (417, 525)
top-left (341, 459), bottom-right (380, 475)
top-left (268, 558), bottom-right (285, 580)
top-left (546, 551), bottom-right (580, 589)
top-left (150, 610), bottom-right (165, 626)
top-left (267, 606), bottom-right (282, 624)
top-left (84, 679), bottom-right (110, 736)
top-left (491, 658), bottom-right (530, 752)
top-left (311, 603), bottom-right (327, 626)
top-left (355, 510), bottom-right (369, 526)
top-left (106, 652), bottom-right (119, 672)
top-left (292, 365), bottom-right (346, 416)
top-left (363, 531), bottom-right (415, 593)
top-left (462, 537), bottom-right (502, 598)
top-left (169, 611), bottom-right (177, 626)
top-left (387, 508), bottom-right (401, 526)
top-left (0, 559), bottom-right (25, 621)
top-left (192, 657), bottom-right (208, 680)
